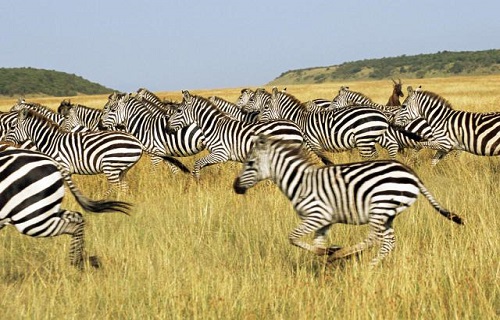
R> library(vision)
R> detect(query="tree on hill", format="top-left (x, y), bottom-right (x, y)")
top-left (0, 67), bottom-right (114, 97)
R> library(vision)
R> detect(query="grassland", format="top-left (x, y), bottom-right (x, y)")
top-left (0, 75), bottom-right (499, 319)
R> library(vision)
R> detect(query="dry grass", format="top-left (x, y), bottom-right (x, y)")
top-left (0, 76), bottom-right (499, 319)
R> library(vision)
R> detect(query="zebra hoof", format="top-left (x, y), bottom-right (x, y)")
top-left (326, 245), bottom-right (342, 255)
top-left (89, 255), bottom-right (102, 269)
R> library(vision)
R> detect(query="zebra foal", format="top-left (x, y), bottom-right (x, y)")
top-left (233, 135), bottom-right (463, 266)
top-left (0, 149), bottom-right (131, 269)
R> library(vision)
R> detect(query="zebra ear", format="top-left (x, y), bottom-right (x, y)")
top-left (182, 90), bottom-right (191, 101)
top-left (255, 134), bottom-right (268, 148)
top-left (19, 108), bottom-right (29, 120)
top-left (272, 87), bottom-right (279, 96)
top-left (407, 86), bottom-right (414, 95)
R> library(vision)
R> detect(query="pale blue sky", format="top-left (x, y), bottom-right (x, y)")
top-left (1, 0), bottom-right (498, 92)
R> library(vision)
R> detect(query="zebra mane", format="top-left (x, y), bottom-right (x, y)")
top-left (417, 90), bottom-right (454, 110)
top-left (343, 88), bottom-right (374, 103)
top-left (258, 135), bottom-right (320, 167)
top-left (277, 91), bottom-right (310, 112)
top-left (21, 109), bottom-right (64, 131)
top-left (190, 93), bottom-right (235, 119)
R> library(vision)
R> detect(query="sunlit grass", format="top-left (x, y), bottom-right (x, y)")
top-left (0, 76), bottom-right (499, 319)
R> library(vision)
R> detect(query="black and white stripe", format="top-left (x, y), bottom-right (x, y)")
top-left (209, 96), bottom-right (259, 123)
top-left (5, 109), bottom-right (145, 195)
top-left (257, 88), bottom-right (392, 163)
top-left (394, 87), bottom-right (500, 165)
top-left (233, 135), bottom-right (463, 266)
top-left (0, 148), bottom-right (130, 268)
top-left (58, 100), bottom-right (105, 132)
top-left (330, 86), bottom-right (400, 122)
top-left (100, 93), bottom-right (204, 172)
top-left (166, 90), bottom-right (308, 179)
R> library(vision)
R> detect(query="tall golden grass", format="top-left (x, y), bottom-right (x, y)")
top-left (0, 76), bottom-right (498, 319)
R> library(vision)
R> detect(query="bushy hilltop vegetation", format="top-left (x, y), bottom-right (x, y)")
top-left (269, 49), bottom-right (500, 85)
top-left (0, 67), bottom-right (113, 97)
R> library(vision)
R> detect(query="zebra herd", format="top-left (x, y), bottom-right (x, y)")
top-left (4, 81), bottom-right (491, 269)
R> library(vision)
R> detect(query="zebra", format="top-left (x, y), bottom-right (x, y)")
top-left (166, 90), bottom-right (310, 179)
top-left (394, 86), bottom-right (500, 165)
top-left (209, 96), bottom-right (259, 123)
top-left (257, 87), bottom-right (395, 163)
top-left (233, 135), bottom-right (464, 266)
top-left (5, 108), bottom-right (147, 195)
top-left (0, 148), bottom-right (131, 269)
top-left (58, 100), bottom-right (105, 132)
top-left (100, 93), bottom-right (204, 172)
top-left (330, 86), bottom-right (401, 122)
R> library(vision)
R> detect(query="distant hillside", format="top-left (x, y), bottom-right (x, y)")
top-left (268, 49), bottom-right (500, 86)
top-left (0, 67), bottom-right (114, 97)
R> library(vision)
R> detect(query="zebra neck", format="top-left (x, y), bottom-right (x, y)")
top-left (422, 104), bottom-right (455, 128)
top-left (271, 155), bottom-right (310, 202)
top-left (25, 123), bottom-right (61, 155)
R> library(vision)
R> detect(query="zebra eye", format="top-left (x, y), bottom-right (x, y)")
top-left (247, 160), bottom-right (255, 167)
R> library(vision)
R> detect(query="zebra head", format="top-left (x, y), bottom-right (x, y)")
top-left (60, 108), bottom-right (91, 133)
top-left (235, 88), bottom-right (255, 108)
top-left (258, 87), bottom-right (282, 122)
top-left (5, 108), bottom-right (32, 145)
top-left (393, 86), bottom-right (422, 127)
top-left (101, 93), bottom-right (130, 130)
top-left (241, 88), bottom-right (268, 114)
top-left (330, 86), bottom-right (351, 109)
top-left (166, 90), bottom-right (197, 133)
top-left (58, 99), bottom-right (73, 115)
top-left (233, 134), bottom-right (274, 195)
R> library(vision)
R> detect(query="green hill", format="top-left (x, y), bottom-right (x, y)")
top-left (0, 67), bottom-right (114, 97)
top-left (268, 49), bottom-right (500, 86)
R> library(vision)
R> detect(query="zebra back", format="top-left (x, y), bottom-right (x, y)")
top-left (330, 86), bottom-right (400, 121)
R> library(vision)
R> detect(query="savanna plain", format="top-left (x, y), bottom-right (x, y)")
top-left (0, 76), bottom-right (499, 319)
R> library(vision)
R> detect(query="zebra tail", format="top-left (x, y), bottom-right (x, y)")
top-left (391, 124), bottom-right (424, 142)
top-left (418, 180), bottom-right (464, 225)
top-left (159, 155), bottom-right (191, 173)
top-left (60, 168), bottom-right (132, 215)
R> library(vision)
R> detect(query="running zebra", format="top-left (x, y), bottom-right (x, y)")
top-left (257, 87), bottom-right (393, 163)
top-left (58, 100), bottom-right (105, 132)
top-left (5, 109), bottom-right (147, 195)
top-left (233, 135), bottom-right (463, 266)
top-left (209, 96), bottom-right (259, 123)
top-left (100, 93), bottom-right (204, 172)
top-left (330, 86), bottom-right (401, 122)
top-left (166, 90), bottom-right (310, 179)
top-left (394, 86), bottom-right (500, 164)
top-left (0, 148), bottom-right (131, 269)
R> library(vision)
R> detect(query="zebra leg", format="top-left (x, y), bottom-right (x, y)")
top-left (327, 232), bottom-right (377, 263)
top-left (357, 142), bottom-right (379, 159)
top-left (313, 225), bottom-right (342, 255)
top-left (288, 219), bottom-right (336, 256)
top-left (60, 210), bottom-right (86, 269)
top-left (193, 153), bottom-right (228, 180)
top-left (431, 150), bottom-right (449, 166)
top-left (13, 209), bottom-right (87, 269)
